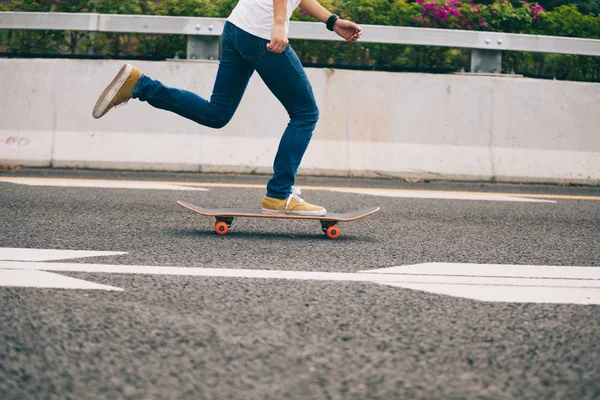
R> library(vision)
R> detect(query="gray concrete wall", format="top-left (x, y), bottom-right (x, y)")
top-left (1, 58), bottom-right (599, 183)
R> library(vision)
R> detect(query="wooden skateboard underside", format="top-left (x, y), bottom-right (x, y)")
top-left (177, 201), bottom-right (380, 239)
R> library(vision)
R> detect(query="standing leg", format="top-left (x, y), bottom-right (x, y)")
top-left (251, 46), bottom-right (320, 200)
top-left (225, 22), bottom-right (323, 214)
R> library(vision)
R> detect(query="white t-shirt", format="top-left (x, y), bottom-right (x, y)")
top-left (227, 0), bottom-right (302, 40)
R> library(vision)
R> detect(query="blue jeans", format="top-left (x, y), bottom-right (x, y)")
top-left (132, 21), bottom-right (319, 200)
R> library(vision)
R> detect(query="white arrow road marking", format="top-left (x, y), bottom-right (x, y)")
top-left (383, 283), bottom-right (598, 304)
top-left (0, 248), bottom-right (127, 291)
top-left (362, 263), bottom-right (600, 279)
top-left (331, 188), bottom-right (556, 203)
top-left (0, 248), bottom-right (128, 262)
top-left (0, 261), bottom-right (598, 304)
top-left (0, 178), bottom-right (207, 191)
top-left (0, 269), bottom-right (122, 291)
top-left (364, 263), bottom-right (600, 304)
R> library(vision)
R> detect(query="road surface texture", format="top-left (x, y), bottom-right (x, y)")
top-left (1, 169), bottom-right (599, 399)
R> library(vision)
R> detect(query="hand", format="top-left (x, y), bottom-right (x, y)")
top-left (333, 19), bottom-right (363, 42)
top-left (267, 23), bottom-right (289, 54)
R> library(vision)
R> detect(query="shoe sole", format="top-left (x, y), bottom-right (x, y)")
top-left (261, 208), bottom-right (327, 217)
top-left (92, 64), bottom-right (132, 119)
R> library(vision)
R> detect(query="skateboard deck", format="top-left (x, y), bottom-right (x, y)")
top-left (177, 200), bottom-right (380, 239)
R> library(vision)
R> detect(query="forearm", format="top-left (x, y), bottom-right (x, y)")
top-left (299, 0), bottom-right (332, 23)
top-left (273, 0), bottom-right (287, 25)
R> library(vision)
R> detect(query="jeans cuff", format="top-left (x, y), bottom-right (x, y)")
top-left (131, 74), bottom-right (146, 99)
top-left (266, 191), bottom-right (289, 200)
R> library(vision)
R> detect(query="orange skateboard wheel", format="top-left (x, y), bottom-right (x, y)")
top-left (215, 221), bottom-right (229, 235)
top-left (326, 225), bottom-right (340, 239)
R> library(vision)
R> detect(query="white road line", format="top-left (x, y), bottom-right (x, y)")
top-left (332, 188), bottom-right (556, 203)
top-left (0, 248), bottom-right (127, 262)
top-left (1, 261), bottom-right (597, 288)
top-left (384, 283), bottom-right (599, 304)
top-left (362, 263), bottom-right (600, 280)
top-left (0, 269), bottom-right (122, 291)
top-left (0, 261), bottom-right (598, 284)
top-left (5, 177), bottom-right (595, 202)
top-left (0, 178), bottom-right (207, 191)
top-left (0, 261), bottom-right (598, 304)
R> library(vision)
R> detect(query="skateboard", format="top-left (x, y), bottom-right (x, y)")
top-left (177, 200), bottom-right (380, 239)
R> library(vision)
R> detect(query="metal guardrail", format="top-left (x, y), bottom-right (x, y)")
top-left (2, 12), bottom-right (600, 73)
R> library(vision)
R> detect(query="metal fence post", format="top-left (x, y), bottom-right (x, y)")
top-left (186, 23), bottom-right (219, 60)
top-left (186, 36), bottom-right (219, 60)
top-left (470, 49), bottom-right (502, 74)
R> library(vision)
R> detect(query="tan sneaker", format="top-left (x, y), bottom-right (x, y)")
top-left (262, 188), bottom-right (326, 216)
top-left (92, 64), bottom-right (142, 119)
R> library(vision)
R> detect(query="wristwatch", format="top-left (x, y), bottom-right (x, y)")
top-left (326, 14), bottom-right (339, 31)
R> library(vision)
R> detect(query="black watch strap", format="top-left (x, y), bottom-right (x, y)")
top-left (326, 14), bottom-right (339, 31)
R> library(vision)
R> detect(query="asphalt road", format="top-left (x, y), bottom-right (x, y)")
top-left (1, 169), bottom-right (599, 399)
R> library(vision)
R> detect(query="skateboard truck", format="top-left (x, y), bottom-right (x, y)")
top-left (320, 220), bottom-right (340, 239)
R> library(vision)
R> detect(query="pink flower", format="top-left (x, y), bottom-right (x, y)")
top-left (414, 16), bottom-right (421, 21)
top-left (455, 1), bottom-right (461, 6)
top-left (531, 5), bottom-right (545, 13)
top-left (422, 2), bottom-right (437, 11)
top-left (416, 0), bottom-right (425, 4)
top-left (479, 17), bottom-right (485, 24)
top-left (431, 9), bottom-right (449, 20)
top-left (449, 8), bottom-right (460, 16)
top-left (423, 17), bottom-right (429, 22)
top-left (299, 9), bottom-right (309, 16)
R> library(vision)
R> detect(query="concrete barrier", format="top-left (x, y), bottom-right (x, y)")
top-left (1, 58), bottom-right (599, 184)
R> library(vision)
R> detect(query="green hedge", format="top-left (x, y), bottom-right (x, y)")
top-left (1, 0), bottom-right (599, 81)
